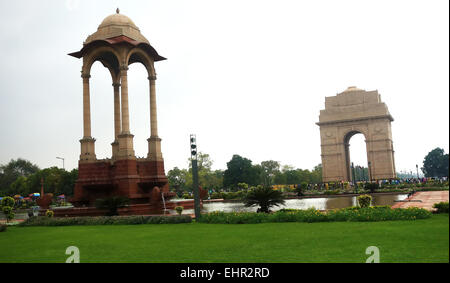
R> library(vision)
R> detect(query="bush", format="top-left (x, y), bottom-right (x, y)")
top-left (210, 192), bottom-right (223, 199)
top-left (357, 194), bottom-right (372, 208)
top-left (197, 206), bottom-right (432, 224)
top-left (0, 224), bottom-right (6, 232)
top-left (2, 206), bottom-right (15, 223)
top-left (433, 202), bottom-right (449, 213)
top-left (278, 208), bottom-right (301, 212)
top-left (1, 196), bottom-right (15, 208)
top-left (175, 206), bottom-right (184, 215)
top-left (18, 215), bottom-right (192, 227)
top-left (323, 190), bottom-right (340, 195)
top-left (46, 210), bottom-right (54, 218)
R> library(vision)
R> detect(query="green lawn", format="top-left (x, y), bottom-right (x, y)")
top-left (0, 214), bottom-right (448, 263)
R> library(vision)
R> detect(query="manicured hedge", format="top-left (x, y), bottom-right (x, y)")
top-left (433, 202), bottom-right (449, 213)
top-left (18, 215), bottom-right (192, 227)
top-left (0, 224), bottom-right (6, 232)
top-left (197, 206), bottom-right (432, 224)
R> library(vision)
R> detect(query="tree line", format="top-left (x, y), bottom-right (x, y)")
top-left (168, 153), bottom-right (323, 195)
top-left (0, 147), bottom-right (447, 197)
top-left (0, 159), bottom-right (78, 197)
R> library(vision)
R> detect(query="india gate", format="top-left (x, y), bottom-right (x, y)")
top-left (68, 9), bottom-right (171, 208)
top-left (317, 87), bottom-right (397, 182)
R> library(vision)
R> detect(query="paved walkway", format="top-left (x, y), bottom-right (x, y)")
top-left (391, 191), bottom-right (449, 211)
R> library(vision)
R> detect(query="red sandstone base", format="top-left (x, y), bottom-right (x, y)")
top-left (71, 159), bottom-right (170, 207)
top-left (49, 199), bottom-right (200, 217)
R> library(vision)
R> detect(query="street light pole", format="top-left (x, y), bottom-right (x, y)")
top-left (368, 161), bottom-right (372, 182)
top-left (190, 134), bottom-right (201, 220)
top-left (56, 157), bottom-right (65, 170)
top-left (416, 164), bottom-right (419, 179)
top-left (351, 162), bottom-right (356, 186)
top-left (362, 166), bottom-right (366, 181)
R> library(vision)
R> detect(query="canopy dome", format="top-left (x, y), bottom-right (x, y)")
top-left (342, 86), bottom-right (363, 93)
top-left (84, 10), bottom-right (150, 45)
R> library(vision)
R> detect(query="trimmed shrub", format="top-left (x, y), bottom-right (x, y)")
top-left (175, 206), bottom-right (184, 215)
top-left (1, 196), bottom-right (15, 208)
top-left (18, 215), bottom-right (192, 227)
top-left (0, 224), bottom-right (6, 232)
top-left (197, 206), bottom-right (431, 224)
top-left (46, 210), bottom-right (54, 218)
top-left (357, 194), bottom-right (372, 208)
top-left (433, 202), bottom-right (449, 213)
top-left (2, 206), bottom-right (15, 223)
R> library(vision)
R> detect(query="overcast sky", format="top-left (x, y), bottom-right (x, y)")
top-left (0, 0), bottom-right (448, 175)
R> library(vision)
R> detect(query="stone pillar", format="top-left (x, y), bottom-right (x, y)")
top-left (120, 67), bottom-right (130, 134)
top-left (149, 76), bottom-right (158, 137)
top-left (344, 142), bottom-right (351, 181)
top-left (111, 82), bottom-right (121, 158)
top-left (147, 75), bottom-right (163, 161)
top-left (117, 66), bottom-right (135, 159)
top-left (79, 73), bottom-right (96, 162)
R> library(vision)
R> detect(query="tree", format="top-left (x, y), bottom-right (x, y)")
top-left (243, 186), bottom-right (285, 213)
top-left (260, 160), bottom-right (280, 187)
top-left (297, 181), bottom-right (308, 196)
top-left (167, 167), bottom-right (188, 196)
top-left (422, 148), bottom-right (449, 178)
top-left (0, 159), bottom-right (39, 195)
top-left (189, 152), bottom-right (213, 172)
top-left (223, 155), bottom-right (261, 189)
top-left (237, 182), bottom-right (249, 191)
top-left (169, 153), bottom-right (224, 195)
top-left (310, 164), bottom-right (323, 184)
top-left (25, 167), bottom-right (78, 197)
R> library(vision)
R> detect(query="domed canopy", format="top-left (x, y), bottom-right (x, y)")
top-left (69, 9), bottom-right (165, 62)
top-left (342, 86), bottom-right (363, 93)
top-left (84, 10), bottom-right (150, 45)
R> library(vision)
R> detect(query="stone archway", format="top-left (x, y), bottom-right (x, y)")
top-left (317, 87), bottom-right (397, 182)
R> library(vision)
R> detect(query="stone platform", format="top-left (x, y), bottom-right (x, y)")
top-left (391, 191), bottom-right (449, 211)
top-left (47, 199), bottom-right (199, 217)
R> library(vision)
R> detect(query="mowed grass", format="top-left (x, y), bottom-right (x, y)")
top-left (0, 214), bottom-right (448, 263)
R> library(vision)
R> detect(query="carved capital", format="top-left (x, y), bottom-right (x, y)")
top-left (119, 65), bottom-right (129, 71)
top-left (112, 82), bottom-right (121, 88)
top-left (148, 75), bottom-right (157, 81)
top-left (81, 73), bottom-right (91, 79)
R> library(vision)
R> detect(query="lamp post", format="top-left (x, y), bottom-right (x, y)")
top-left (56, 157), bottom-right (65, 170)
top-left (416, 164), bottom-right (419, 179)
top-left (190, 134), bottom-right (201, 220)
top-left (368, 161), bottom-right (372, 182)
top-left (361, 166), bottom-right (366, 182)
top-left (351, 162), bottom-right (356, 186)
top-left (355, 165), bottom-right (359, 182)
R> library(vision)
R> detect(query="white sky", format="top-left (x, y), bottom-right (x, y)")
top-left (0, 0), bottom-right (448, 175)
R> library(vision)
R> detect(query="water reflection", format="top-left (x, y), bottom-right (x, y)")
top-left (176, 194), bottom-right (408, 215)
